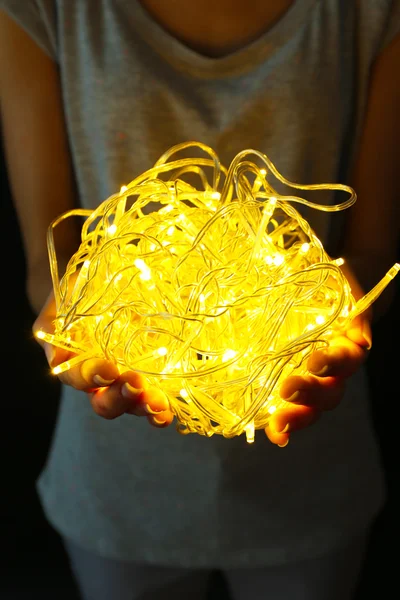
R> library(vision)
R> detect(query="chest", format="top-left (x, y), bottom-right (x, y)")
top-left (137, 0), bottom-right (296, 57)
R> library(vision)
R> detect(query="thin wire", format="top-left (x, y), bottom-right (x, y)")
top-left (37, 142), bottom-right (399, 443)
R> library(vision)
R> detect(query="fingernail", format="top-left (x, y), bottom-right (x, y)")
top-left (362, 321), bottom-right (372, 350)
top-left (44, 344), bottom-right (55, 367)
top-left (276, 423), bottom-right (290, 434)
top-left (281, 390), bottom-right (300, 402)
top-left (308, 350), bottom-right (329, 375)
top-left (144, 404), bottom-right (164, 415)
top-left (121, 382), bottom-right (143, 399)
top-left (93, 375), bottom-right (115, 387)
top-left (310, 364), bottom-right (329, 376)
top-left (152, 416), bottom-right (167, 426)
top-left (278, 439), bottom-right (289, 448)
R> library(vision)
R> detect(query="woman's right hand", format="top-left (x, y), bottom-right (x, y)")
top-left (33, 290), bottom-right (174, 427)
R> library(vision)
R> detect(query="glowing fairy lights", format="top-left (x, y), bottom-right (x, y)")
top-left (36, 142), bottom-right (399, 442)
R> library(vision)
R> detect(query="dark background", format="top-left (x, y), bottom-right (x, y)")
top-left (1, 143), bottom-right (398, 599)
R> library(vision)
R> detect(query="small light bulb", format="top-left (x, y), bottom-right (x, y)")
top-left (107, 224), bottom-right (117, 235)
top-left (35, 330), bottom-right (46, 340)
top-left (300, 243), bottom-right (310, 253)
top-left (180, 389), bottom-right (188, 398)
top-left (268, 405), bottom-right (277, 414)
top-left (156, 347), bottom-right (168, 356)
top-left (120, 185), bottom-right (128, 194)
top-left (222, 349), bottom-right (236, 362)
top-left (334, 257), bottom-right (345, 266)
top-left (273, 254), bottom-right (284, 266)
top-left (316, 315), bottom-right (325, 325)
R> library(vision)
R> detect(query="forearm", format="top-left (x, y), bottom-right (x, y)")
top-left (0, 11), bottom-right (80, 314)
top-left (341, 35), bottom-right (400, 322)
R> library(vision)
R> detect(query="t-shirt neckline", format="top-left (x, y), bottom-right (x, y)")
top-left (128, 0), bottom-right (320, 78)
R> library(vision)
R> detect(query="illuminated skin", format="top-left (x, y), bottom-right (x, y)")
top-left (2, 4), bottom-right (399, 445)
top-left (33, 261), bottom-right (371, 443)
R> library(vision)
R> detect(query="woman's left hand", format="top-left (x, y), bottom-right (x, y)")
top-left (265, 263), bottom-right (372, 446)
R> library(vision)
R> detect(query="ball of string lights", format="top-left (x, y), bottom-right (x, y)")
top-left (36, 142), bottom-right (399, 443)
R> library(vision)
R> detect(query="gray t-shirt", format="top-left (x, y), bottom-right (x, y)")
top-left (2, 0), bottom-right (399, 568)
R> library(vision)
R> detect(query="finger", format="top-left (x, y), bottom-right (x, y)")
top-left (307, 337), bottom-right (367, 378)
top-left (58, 357), bottom-right (120, 391)
top-left (345, 314), bottom-right (372, 350)
top-left (33, 290), bottom-right (72, 367)
top-left (264, 426), bottom-right (290, 447)
top-left (268, 404), bottom-right (321, 436)
top-left (90, 373), bottom-right (172, 423)
top-left (90, 371), bottom-right (147, 419)
top-left (122, 380), bottom-right (170, 417)
top-left (42, 341), bottom-right (71, 369)
top-left (146, 409), bottom-right (174, 428)
top-left (280, 374), bottom-right (345, 411)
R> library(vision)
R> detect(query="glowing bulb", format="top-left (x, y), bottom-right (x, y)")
top-left (222, 349), bottom-right (236, 362)
top-left (120, 185), bottom-right (128, 194)
top-left (160, 204), bottom-right (174, 214)
top-left (43, 141), bottom-right (399, 443)
top-left (334, 257), bottom-right (345, 266)
top-left (273, 254), bottom-right (284, 266)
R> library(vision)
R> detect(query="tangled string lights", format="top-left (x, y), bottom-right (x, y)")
top-left (36, 142), bottom-right (399, 442)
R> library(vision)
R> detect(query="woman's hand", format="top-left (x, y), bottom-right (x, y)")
top-left (265, 262), bottom-right (372, 446)
top-left (33, 290), bottom-right (174, 428)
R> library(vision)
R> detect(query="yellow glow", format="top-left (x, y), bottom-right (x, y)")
top-left (333, 257), bottom-right (345, 266)
top-left (35, 330), bottom-right (46, 340)
top-left (44, 142), bottom-right (400, 443)
top-left (107, 224), bottom-right (117, 235)
top-left (222, 349), bottom-right (237, 362)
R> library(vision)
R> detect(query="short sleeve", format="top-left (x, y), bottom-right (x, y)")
top-left (0, 0), bottom-right (57, 60)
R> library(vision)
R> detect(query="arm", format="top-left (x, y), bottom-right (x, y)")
top-left (267, 34), bottom-right (400, 445)
top-left (0, 9), bottom-right (80, 314)
top-left (343, 34), bottom-right (400, 319)
top-left (0, 11), bottom-right (172, 425)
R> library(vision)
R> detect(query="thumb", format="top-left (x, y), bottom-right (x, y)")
top-left (33, 289), bottom-right (71, 368)
top-left (345, 314), bottom-right (372, 350)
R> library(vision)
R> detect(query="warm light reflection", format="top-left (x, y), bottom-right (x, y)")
top-left (36, 142), bottom-right (400, 442)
